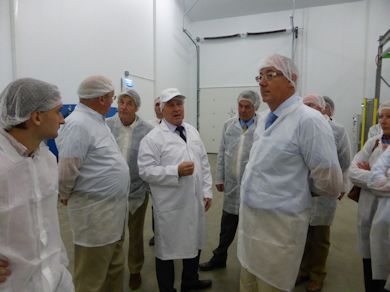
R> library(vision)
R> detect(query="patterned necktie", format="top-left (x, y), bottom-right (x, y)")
top-left (265, 112), bottom-right (278, 130)
top-left (176, 126), bottom-right (187, 142)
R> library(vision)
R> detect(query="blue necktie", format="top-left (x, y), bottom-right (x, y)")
top-left (265, 112), bottom-right (278, 130)
top-left (176, 126), bottom-right (187, 142)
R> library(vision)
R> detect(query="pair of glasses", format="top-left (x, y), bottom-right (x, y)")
top-left (255, 71), bottom-right (283, 82)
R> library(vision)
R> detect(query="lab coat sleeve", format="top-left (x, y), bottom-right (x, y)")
top-left (199, 137), bottom-right (213, 199)
top-left (337, 126), bottom-right (352, 192)
top-left (138, 135), bottom-right (180, 186)
top-left (348, 138), bottom-right (377, 189)
top-left (56, 122), bottom-right (90, 199)
top-left (300, 116), bottom-right (343, 196)
top-left (58, 158), bottom-right (82, 199)
top-left (367, 146), bottom-right (390, 196)
top-left (215, 123), bottom-right (226, 184)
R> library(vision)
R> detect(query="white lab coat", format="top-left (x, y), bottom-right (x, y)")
top-left (57, 104), bottom-right (130, 247)
top-left (107, 114), bottom-right (153, 214)
top-left (349, 135), bottom-right (384, 258)
top-left (138, 121), bottom-right (212, 260)
top-left (366, 145), bottom-right (390, 287)
top-left (216, 116), bottom-right (257, 215)
top-left (310, 119), bottom-right (352, 226)
top-left (237, 97), bottom-right (342, 291)
top-left (0, 129), bottom-right (74, 292)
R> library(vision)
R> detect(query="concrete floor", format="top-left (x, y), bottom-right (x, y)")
top-left (59, 154), bottom-right (364, 292)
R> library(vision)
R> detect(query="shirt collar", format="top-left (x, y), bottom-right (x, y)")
top-left (77, 103), bottom-right (106, 121)
top-left (239, 116), bottom-right (255, 128)
top-left (0, 128), bottom-right (33, 157)
top-left (163, 119), bottom-right (184, 133)
top-left (272, 94), bottom-right (300, 117)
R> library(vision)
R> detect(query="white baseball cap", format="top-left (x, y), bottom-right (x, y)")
top-left (159, 88), bottom-right (185, 103)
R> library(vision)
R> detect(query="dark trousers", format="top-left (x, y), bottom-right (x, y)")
top-left (363, 258), bottom-right (388, 292)
top-left (211, 210), bottom-right (239, 263)
top-left (156, 251), bottom-right (201, 292)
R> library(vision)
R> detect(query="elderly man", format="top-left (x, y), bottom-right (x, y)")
top-left (56, 75), bottom-right (130, 292)
top-left (299, 94), bottom-right (351, 292)
top-left (237, 54), bottom-right (343, 292)
top-left (200, 90), bottom-right (260, 271)
top-left (0, 78), bottom-right (74, 291)
top-left (138, 88), bottom-right (213, 292)
top-left (106, 89), bottom-right (153, 290)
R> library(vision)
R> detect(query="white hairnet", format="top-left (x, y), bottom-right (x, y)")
top-left (238, 90), bottom-right (260, 110)
top-left (0, 78), bottom-right (61, 130)
top-left (323, 96), bottom-right (335, 114)
top-left (118, 89), bottom-right (141, 108)
top-left (303, 94), bottom-right (326, 110)
top-left (78, 75), bottom-right (114, 99)
top-left (258, 54), bottom-right (299, 89)
top-left (379, 100), bottom-right (390, 113)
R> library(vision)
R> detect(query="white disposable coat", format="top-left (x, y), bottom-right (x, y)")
top-left (349, 136), bottom-right (384, 258)
top-left (366, 146), bottom-right (390, 286)
top-left (216, 116), bottom-right (257, 215)
top-left (0, 129), bottom-right (74, 292)
top-left (56, 104), bottom-right (130, 247)
top-left (138, 121), bottom-right (212, 260)
top-left (107, 114), bottom-right (153, 214)
top-left (237, 97), bottom-right (343, 291)
top-left (310, 119), bottom-right (351, 226)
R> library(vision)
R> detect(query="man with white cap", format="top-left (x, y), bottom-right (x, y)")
top-left (237, 54), bottom-right (343, 292)
top-left (0, 78), bottom-right (74, 291)
top-left (299, 94), bottom-right (351, 292)
top-left (56, 75), bottom-right (130, 292)
top-left (106, 89), bottom-right (153, 290)
top-left (200, 90), bottom-right (260, 271)
top-left (138, 88), bottom-right (213, 292)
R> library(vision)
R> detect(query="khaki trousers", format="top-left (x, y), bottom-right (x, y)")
top-left (240, 267), bottom-right (284, 292)
top-left (128, 194), bottom-right (149, 273)
top-left (299, 225), bottom-right (330, 282)
top-left (74, 239), bottom-right (124, 292)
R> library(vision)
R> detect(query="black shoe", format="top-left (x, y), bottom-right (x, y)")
top-left (199, 260), bottom-right (226, 271)
top-left (149, 236), bottom-right (155, 246)
top-left (181, 279), bottom-right (212, 291)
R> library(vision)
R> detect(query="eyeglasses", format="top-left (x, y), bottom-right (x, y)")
top-left (255, 71), bottom-right (283, 82)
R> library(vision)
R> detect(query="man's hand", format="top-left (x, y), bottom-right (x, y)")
top-left (338, 192), bottom-right (345, 200)
top-left (357, 161), bottom-right (370, 171)
top-left (204, 198), bottom-right (212, 212)
top-left (60, 198), bottom-right (69, 206)
top-left (178, 161), bottom-right (194, 177)
top-left (216, 183), bottom-right (224, 192)
top-left (0, 259), bottom-right (11, 283)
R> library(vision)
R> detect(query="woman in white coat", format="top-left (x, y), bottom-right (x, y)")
top-left (349, 101), bottom-right (390, 292)
top-left (138, 88), bottom-right (213, 292)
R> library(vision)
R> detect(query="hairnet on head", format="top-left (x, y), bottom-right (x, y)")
top-left (78, 75), bottom-right (114, 99)
top-left (258, 54), bottom-right (299, 89)
top-left (379, 100), bottom-right (390, 113)
top-left (303, 94), bottom-right (326, 110)
top-left (322, 96), bottom-right (335, 114)
top-left (118, 89), bottom-right (141, 108)
top-left (159, 88), bottom-right (185, 110)
top-left (238, 90), bottom-right (260, 110)
top-left (0, 78), bottom-right (62, 130)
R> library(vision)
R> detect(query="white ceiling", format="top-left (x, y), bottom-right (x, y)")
top-left (184, 0), bottom-right (363, 22)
